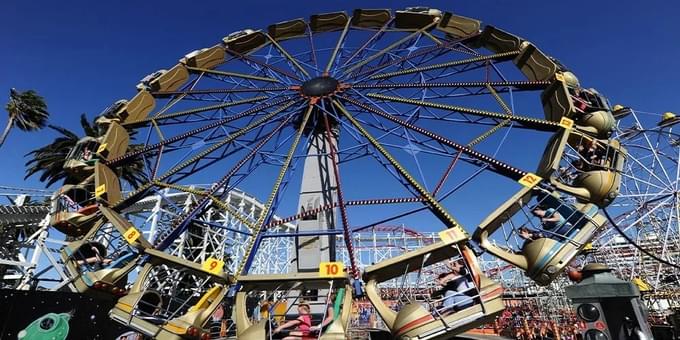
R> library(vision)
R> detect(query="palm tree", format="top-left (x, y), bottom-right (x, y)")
top-left (1, 89), bottom-right (50, 148)
top-left (24, 114), bottom-right (147, 188)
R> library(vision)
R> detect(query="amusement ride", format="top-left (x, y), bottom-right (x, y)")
top-left (1, 6), bottom-right (677, 340)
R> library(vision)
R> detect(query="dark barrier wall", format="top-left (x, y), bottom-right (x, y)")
top-left (0, 289), bottom-right (139, 340)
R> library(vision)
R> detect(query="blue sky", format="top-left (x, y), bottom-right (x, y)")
top-left (1, 0), bottom-right (677, 195)
top-left (1, 1), bottom-right (678, 285)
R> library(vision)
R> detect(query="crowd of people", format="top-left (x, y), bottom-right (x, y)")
top-left (493, 302), bottom-right (585, 339)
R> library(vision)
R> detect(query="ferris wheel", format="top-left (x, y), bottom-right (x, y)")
top-left (593, 109), bottom-right (680, 293)
top-left (48, 7), bottom-right (627, 339)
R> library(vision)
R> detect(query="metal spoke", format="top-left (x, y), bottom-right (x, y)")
top-left (265, 34), bottom-right (311, 78)
top-left (110, 99), bottom-right (300, 210)
top-left (332, 98), bottom-right (466, 232)
top-left (123, 96), bottom-right (269, 127)
top-left (370, 50), bottom-right (522, 80)
top-left (325, 18), bottom-right (352, 74)
top-left (338, 94), bottom-right (530, 180)
top-left (151, 86), bottom-right (291, 97)
top-left (343, 21), bottom-right (439, 75)
top-left (186, 66), bottom-right (280, 83)
top-left (365, 93), bottom-right (559, 131)
top-left (108, 97), bottom-right (296, 166)
top-left (226, 48), bottom-right (303, 82)
top-left (351, 80), bottom-right (550, 90)
top-left (238, 104), bottom-right (315, 275)
top-left (152, 114), bottom-right (295, 249)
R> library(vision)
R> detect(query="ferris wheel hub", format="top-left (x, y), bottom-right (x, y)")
top-left (301, 76), bottom-right (340, 97)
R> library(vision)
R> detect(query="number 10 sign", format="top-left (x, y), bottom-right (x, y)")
top-left (319, 262), bottom-right (344, 278)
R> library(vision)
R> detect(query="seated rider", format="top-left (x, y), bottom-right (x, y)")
top-left (532, 205), bottom-right (573, 240)
top-left (273, 301), bottom-right (313, 340)
top-left (517, 226), bottom-right (544, 251)
top-left (434, 259), bottom-right (475, 313)
top-left (76, 244), bottom-right (112, 270)
top-left (82, 147), bottom-right (93, 161)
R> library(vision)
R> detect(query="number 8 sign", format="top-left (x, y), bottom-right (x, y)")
top-left (123, 227), bottom-right (141, 244)
top-left (319, 262), bottom-right (344, 278)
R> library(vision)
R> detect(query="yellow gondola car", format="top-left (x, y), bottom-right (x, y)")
top-left (309, 12), bottom-right (349, 33)
top-left (179, 45), bottom-right (226, 70)
top-left (49, 181), bottom-right (99, 236)
top-left (62, 121), bottom-right (130, 179)
top-left (351, 9), bottom-right (392, 29)
top-left (110, 248), bottom-right (232, 340)
top-left (234, 272), bottom-right (353, 340)
top-left (537, 128), bottom-right (626, 208)
top-left (473, 186), bottom-right (607, 286)
top-left (363, 239), bottom-right (504, 339)
top-left (222, 29), bottom-right (268, 55)
top-left (541, 76), bottom-right (616, 139)
top-left (394, 7), bottom-right (443, 30)
top-left (61, 206), bottom-right (150, 298)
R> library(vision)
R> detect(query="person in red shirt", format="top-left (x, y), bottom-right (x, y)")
top-left (273, 301), bottom-right (312, 340)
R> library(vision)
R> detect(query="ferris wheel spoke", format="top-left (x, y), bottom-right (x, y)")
top-left (365, 93), bottom-right (558, 131)
top-left (185, 66), bottom-right (280, 83)
top-left (325, 18), bottom-right (352, 74)
top-left (320, 113), bottom-right (359, 277)
top-left (343, 39), bottom-right (445, 79)
top-left (370, 50), bottom-right (522, 80)
top-left (621, 156), bottom-right (673, 191)
top-left (332, 98), bottom-right (466, 232)
top-left (123, 96), bottom-right (270, 128)
top-left (107, 97), bottom-right (297, 167)
top-left (238, 104), bottom-right (315, 275)
top-left (349, 87), bottom-right (492, 128)
top-left (157, 109), bottom-right (298, 185)
top-left (152, 114), bottom-right (296, 250)
top-left (109, 99), bottom-right (301, 211)
top-left (305, 24), bottom-right (319, 72)
top-left (264, 34), bottom-right (310, 78)
top-left (151, 181), bottom-right (257, 232)
top-left (339, 19), bottom-right (393, 68)
top-left (151, 86), bottom-right (292, 98)
top-left (338, 94), bottom-right (530, 180)
top-left (347, 45), bottom-right (452, 84)
top-left (351, 80), bottom-right (549, 91)
top-left (432, 109), bottom-right (514, 197)
top-left (343, 21), bottom-right (439, 75)
top-left (421, 30), bottom-right (444, 45)
top-left (263, 196), bottom-right (430, 229)
top-left (227, 48), bottom-right (303, 82)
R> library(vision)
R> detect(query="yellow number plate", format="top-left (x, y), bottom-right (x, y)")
top-left (559, 117), bottom-right (574, 129)
top-left (319, 261), bottom-right (344, 278)
top-left (97, 143), bottom-right (108, 154)
top-left (518, 173), bottom-right (542, 188)
top-left (202, 257), bottom-right (224, 275)
top-left (123, 227), bottom-right (141, 244)
top-left (95, 184), bottom-right (106, 198)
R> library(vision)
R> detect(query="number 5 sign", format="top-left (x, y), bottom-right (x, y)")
top-left (319, 262), bottom-right (344, 278)
top-left (202, 257), bottom-right (224, 275)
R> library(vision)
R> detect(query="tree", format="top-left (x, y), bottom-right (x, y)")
top-left (0, 89), bottom-right (50, 148)
top-left (24, 113), bottom-right (147, 188)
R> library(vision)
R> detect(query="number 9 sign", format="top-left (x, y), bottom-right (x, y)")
top-left (319, 262), bottom-right (344, 278)
top-left (202, 257), bottom-right (224, 275)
